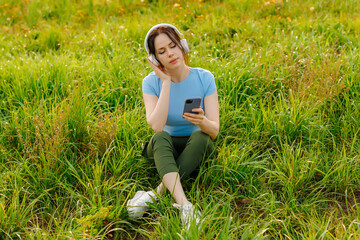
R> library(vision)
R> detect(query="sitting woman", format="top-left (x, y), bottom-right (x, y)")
top-left (127, 23), bottom-right (219, 230)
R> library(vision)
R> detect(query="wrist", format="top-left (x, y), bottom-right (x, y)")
top-left (198, 115), bottom-right (208, 128)
top-left (162, 79), bottom-right (171, 85)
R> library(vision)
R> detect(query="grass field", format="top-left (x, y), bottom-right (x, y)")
top-left (1, 0), bottom-right (360, 239)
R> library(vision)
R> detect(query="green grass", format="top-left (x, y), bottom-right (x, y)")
top-left (1, 0), bottom-right (360, 239)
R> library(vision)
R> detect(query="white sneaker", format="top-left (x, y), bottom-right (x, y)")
top-left (173, 203), bottom-right (201, 230)
top-left (127, 190), bottom-right (158, 219)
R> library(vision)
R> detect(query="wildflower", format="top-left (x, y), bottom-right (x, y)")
top-left (174, 3), bottom-right (180, 7)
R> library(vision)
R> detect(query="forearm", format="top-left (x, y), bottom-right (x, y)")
top-left (147, 81), bottom-right (171, 132)
top-left (198, 117), bottom-right (219, 140)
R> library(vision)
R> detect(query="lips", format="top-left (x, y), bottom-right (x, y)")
top-left (170, 58), bottom-right (178, 64)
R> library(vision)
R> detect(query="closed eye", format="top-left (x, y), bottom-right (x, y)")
top-left (158, 42), bottom-right (176, 55)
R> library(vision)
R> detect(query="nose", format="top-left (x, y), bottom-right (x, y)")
top-left (167, 48), bottom-right (174, 57)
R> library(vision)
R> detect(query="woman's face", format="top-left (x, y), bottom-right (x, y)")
top-left (154, 33), bottom-right (184, 70)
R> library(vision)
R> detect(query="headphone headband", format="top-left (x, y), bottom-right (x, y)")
top-left (144, 23), bottom-right (185, 54)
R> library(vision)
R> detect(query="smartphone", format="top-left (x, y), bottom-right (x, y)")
top-left (183, 98), bottom-right (201, 115)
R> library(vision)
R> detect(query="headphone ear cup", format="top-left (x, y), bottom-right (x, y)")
top-left (148, 54), bottom-right (160, 66)
top-left (180, 39), bottom-right (190, 53)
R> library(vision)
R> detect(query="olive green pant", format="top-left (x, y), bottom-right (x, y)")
top-left (143, 131), bottom-right (215, 179)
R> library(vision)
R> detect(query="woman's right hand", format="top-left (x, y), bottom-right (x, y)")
top-left (146, 57), bottom-right (171, 83)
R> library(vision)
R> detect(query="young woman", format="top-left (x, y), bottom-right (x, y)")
top-left (127, 23), bottom-right (219, 230)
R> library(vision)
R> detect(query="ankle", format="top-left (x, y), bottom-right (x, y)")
top-left (156, 185), bottom-right (165, 195)
top-left (178, 200), bottom-right (192, 206)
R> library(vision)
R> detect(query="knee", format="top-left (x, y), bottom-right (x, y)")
top-left (153, 131), bottom-right (171, 139)
top-left (151, 131), bottom-right (172, 143)
top-left (191, 131), bottom-right (212, 147)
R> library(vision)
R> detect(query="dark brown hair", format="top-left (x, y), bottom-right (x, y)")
top-left (147, 26), bottom-right (189, 67)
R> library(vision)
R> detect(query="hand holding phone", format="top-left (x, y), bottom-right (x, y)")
top-left (183, 98), bottom-right (201, 115)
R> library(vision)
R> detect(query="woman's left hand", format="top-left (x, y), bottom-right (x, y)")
top-left (183, 107), bottom-right (206, 126)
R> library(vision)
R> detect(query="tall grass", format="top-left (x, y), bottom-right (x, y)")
top-left (1, 0), bottom-right (360, 239)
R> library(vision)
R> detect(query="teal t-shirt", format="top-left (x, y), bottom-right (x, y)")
top-left (142, 67), bottom-right (217, 136)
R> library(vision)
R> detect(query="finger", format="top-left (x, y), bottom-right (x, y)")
top-left (146, 57), bottom-right (169, 78)
top-left (184, 113), bottom-right (199, 119)
top-left (191, 108), bottom-right (204, 115)
top-left (146, 57), bottom-right (158, 70)
top-left (183, 114), bottom-right (196, 121)
top-left (183, 114), bottom-right (202, 124)
top-left (184, 112), bottom-right (203, 119)
top-left (184, 116), bottom-right (199, 125)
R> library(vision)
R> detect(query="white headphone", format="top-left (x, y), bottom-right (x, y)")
top-left (144, 23), bottom-right (190, 66)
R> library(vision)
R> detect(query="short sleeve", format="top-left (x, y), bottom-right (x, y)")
top-left (142, 73), bottom-right (159, 97)
top-left (202, 70), bottom-right (217, 97)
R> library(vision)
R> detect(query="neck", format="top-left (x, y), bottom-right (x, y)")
top-left (166, 64), bottom-right (190, 83)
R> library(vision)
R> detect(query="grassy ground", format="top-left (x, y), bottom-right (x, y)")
top-left (1, 0), bottom-right (360, 239)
